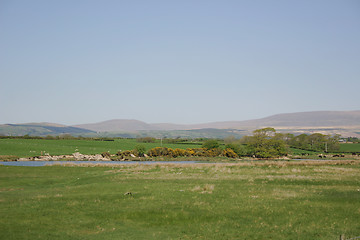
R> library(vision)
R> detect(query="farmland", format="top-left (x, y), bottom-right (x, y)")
top-left (0, 138), bottom-right (202, 158)
top-left (1, 138), bottom-right (360, 239)
top-left (1, 161), bottom-right (359, 239)
top-left (339, 143), bottom-right (360, 153)
top-left (1, 138), bottom-right (360, 160)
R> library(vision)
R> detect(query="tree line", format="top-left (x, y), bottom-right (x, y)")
top-left (112, 128), bottom-right (341, 159)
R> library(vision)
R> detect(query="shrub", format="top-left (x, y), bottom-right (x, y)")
top-left (206, 148), bottom-right (223, 157)
top-left (173, 148), bottom-right (187, 157)
top-left (225, 143), bottom-right (248, 156)
top-left (148, 147), bottom-right (170, 157)
top-left (202, 140), bottom-right (220, 150)
top-left (185, 148), bottom-right (196, 156)
top-left (222, 148), bottom-right (238, 158)
top-left (133, 145), bottom-right (146, 157)
top-left (193, 148), bottom-right (207, 157)
top-left (136, 137), bottom-right (156, 143)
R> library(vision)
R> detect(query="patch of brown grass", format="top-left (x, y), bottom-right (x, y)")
top-left (191, 184), bottom-right (215, 194)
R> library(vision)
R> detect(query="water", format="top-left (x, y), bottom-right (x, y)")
top-left (0, 160), bottom-right (198, 167)
top-left (0, 159), bottom-right (334, 167)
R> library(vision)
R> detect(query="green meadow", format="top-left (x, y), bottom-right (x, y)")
top-left (339, 143), bottom-right (360, 153)
top-left (0, 138), bottom-right (202, 158)
top-left (1, 161), bottom-right (359, 239)
top-left (1, 138), bottom-right (360, 159)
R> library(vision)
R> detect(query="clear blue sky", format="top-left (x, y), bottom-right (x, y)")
top-left (1, 0), bottom-right (359, 125)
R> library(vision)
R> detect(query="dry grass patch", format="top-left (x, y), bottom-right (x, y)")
top-left (272, 188), bottom-right (298, 199)
top-left (191, 184), bottom-right (215, 194)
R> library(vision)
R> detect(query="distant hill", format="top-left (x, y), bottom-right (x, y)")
top-left (0, 123), bottom-right (95, 136)
top-left (74, 110), bottom-right (360, 130)
top-left (1, 110), bottom-right (359, 138)
top-left (73, 110), bottom-right (360, 138)
top-left (240, 110), bottom-right (360, 127)
top-left (73, 119), bottom-right (160, 132)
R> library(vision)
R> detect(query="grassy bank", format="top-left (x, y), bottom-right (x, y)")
top-left (1, 161), bottom-right (359, 239)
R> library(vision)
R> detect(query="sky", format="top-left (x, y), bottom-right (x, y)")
top-left (1, 0), bottom-right (359, 125)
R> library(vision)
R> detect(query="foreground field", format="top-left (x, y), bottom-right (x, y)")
top-left (1, 161), bottom-right (359, 239)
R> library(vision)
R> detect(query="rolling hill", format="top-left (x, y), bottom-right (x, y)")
top-left (73, 110), bottom-right (360, 130)
top-left (1, 110), bottom-right (359, 138)
top-left (0, 123), bottom-right (95, 136)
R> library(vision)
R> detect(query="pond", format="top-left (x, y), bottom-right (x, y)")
top-left (0, 160), bottom-right (198, 167)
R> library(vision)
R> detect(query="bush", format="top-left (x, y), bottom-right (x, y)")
top-left (225, 143), bottom-right (248, 157)
top-left (206, 148), bottom-right (223, 157)
top-left (136, 137), bottom-right (156, 143)
top-left (202, 140), bottom-right (220, 150)
top-left (222, 148), bottom-right (238, 158)
top-left (148, 147), bottom-right (170, 157)
top-left (134, 145), bottom-right (146, 157)
top-left (193, 148), bottom-right (207, 157)
top-left (146, 146), bottom-right (240, 159)
top-left (173, 148), bottom-right (187, 157)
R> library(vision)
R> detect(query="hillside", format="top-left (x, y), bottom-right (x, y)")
top-left (73, 110), bottom-right (360, 130)
top-left (73, 119), bottom-right (160, 132)
top-left (0, 123), bottom-right (95, 136)
top-left (1, 110), bottom-right (359, 138)
top-left (73, 110), bottom-right (360, 138)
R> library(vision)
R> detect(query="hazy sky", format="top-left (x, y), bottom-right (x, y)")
top-left (1, 0), bottom-right (359, 125)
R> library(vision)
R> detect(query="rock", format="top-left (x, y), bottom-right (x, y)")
top-left (72, 152), bottom-right (85, 160)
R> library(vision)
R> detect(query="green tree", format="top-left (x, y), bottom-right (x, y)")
top-left (134, 145), bottom-right (146, 157)
top-left (289, 133), bottom-right (340, 152)
top-left (246, 128), bottom-right (288, 158)
top-left (326, 134), bottom-right (340, 152)
top-left (202, 139), bottom-right (220, 150)
top-left (225, 143), bottom-right (248, 157)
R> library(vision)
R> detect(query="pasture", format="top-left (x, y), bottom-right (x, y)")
top-left (339, 143), bottom-right (360, 153)
top-left (1, 138), bottom-right (360, 160)
top-left (0, 161), bottom-right (359, 239)
top-left (0, 138), bottom-right (202, 158)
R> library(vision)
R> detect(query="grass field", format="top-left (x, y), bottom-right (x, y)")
top-left (0, 138), bottom-right (202, 158)
top-left (1, 161), bottom-right (359, 239)
top-left (1, 138), bottom-right (360, 159)
top-left (339, 143), bottom-right (360, 153)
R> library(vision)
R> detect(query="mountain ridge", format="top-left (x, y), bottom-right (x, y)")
top-left (1, 110), bottom-right (359, 137)
top-left (73, 110), bottom-right (360, 131)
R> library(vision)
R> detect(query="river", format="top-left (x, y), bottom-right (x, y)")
top-left (0, 160), bottom-right (200, 167)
